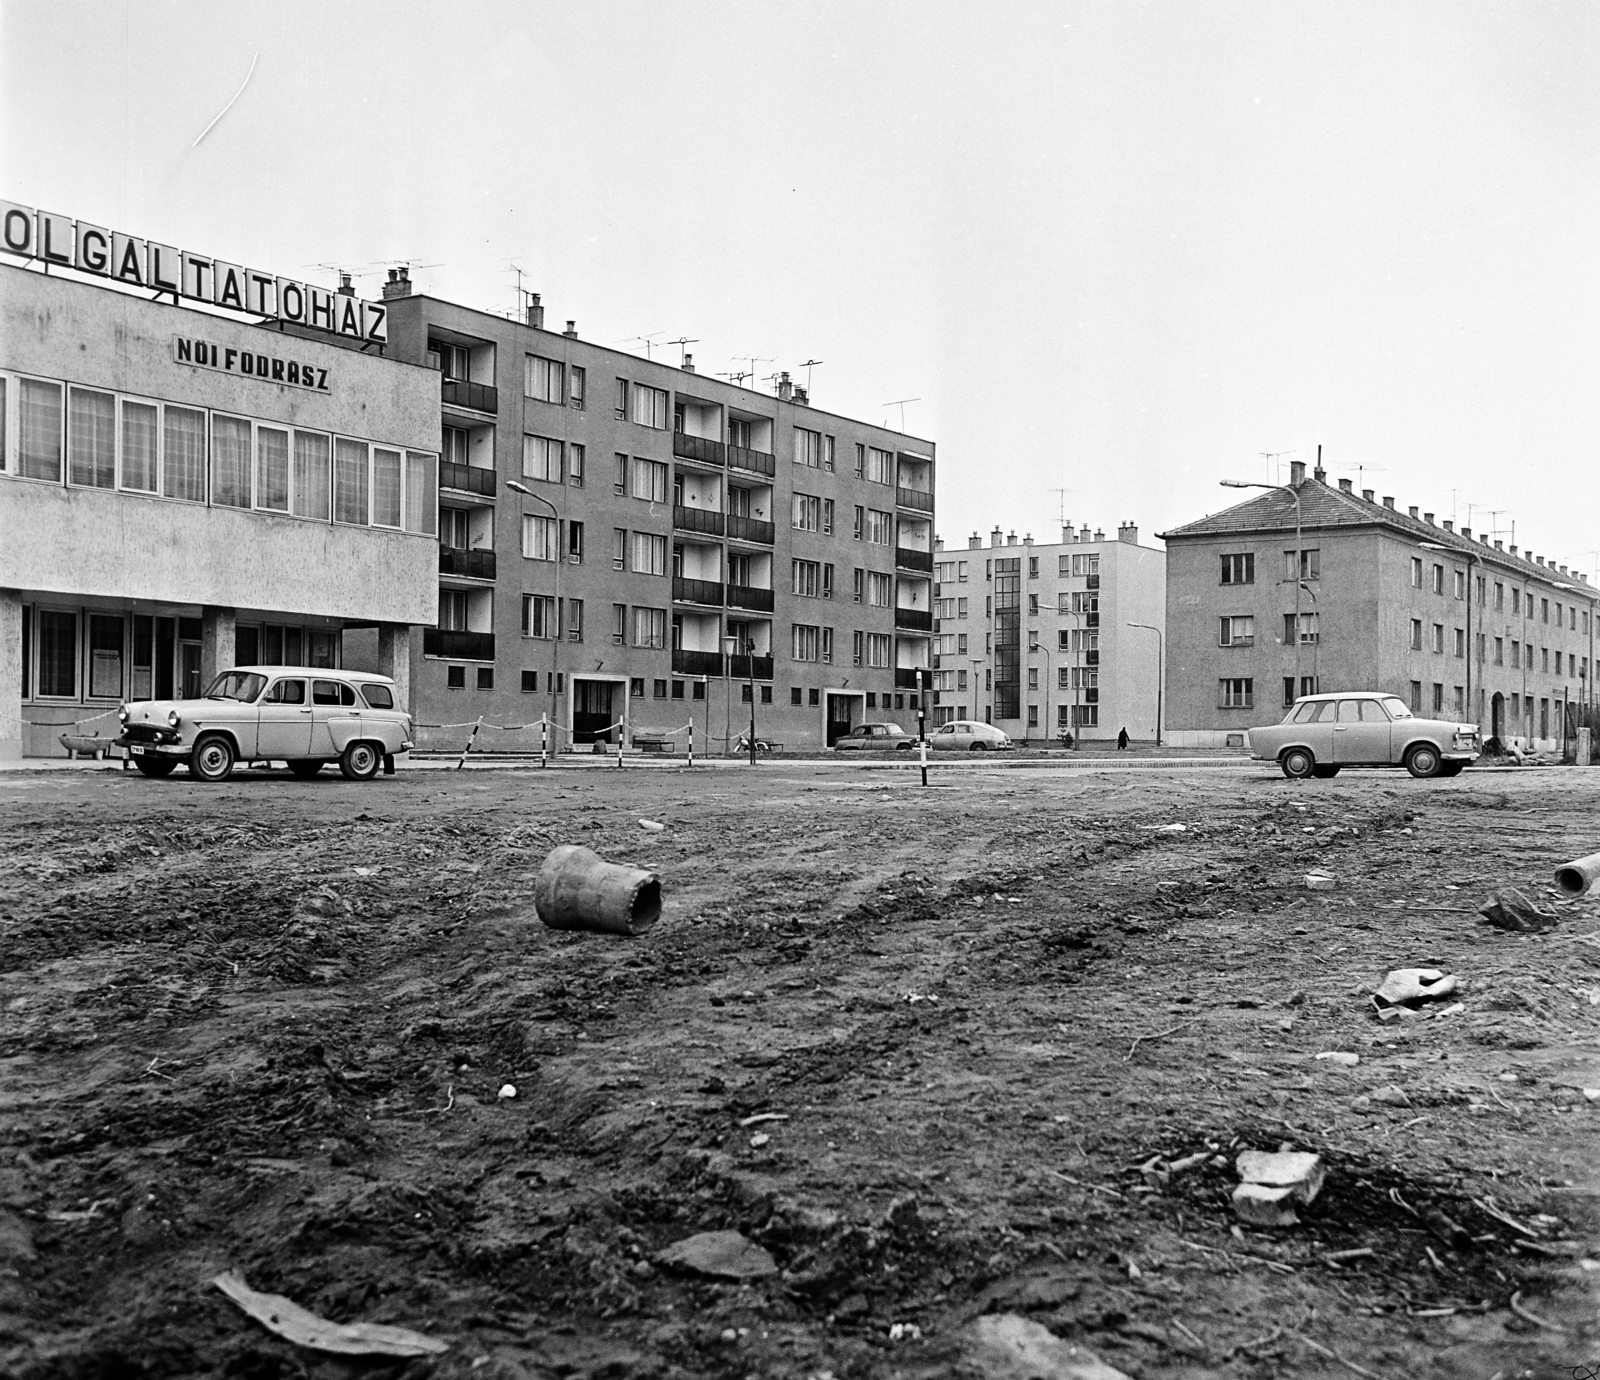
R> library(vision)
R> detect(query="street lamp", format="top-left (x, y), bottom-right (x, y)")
top-left (721, 635), bottom-right (757, 764)
top-left (1421, 541), bottom-right (1482, 727)
top-left (1221, 479), bottom-right (1303, 695)
top-left (506, 479), bottom-right (562, 756)
top-left (1127, 622), bottom-right (1163, 747)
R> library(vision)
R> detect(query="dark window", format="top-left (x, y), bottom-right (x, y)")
top-left (37, 610), bottom-right (77, 698)
top-left (741, 684), bottom-right (753, 703)
top-left (791, 687), bottom-right (803, 705)
top-left (362, 683), bottom-right (394, 708)
top-left (262, 678), bottom-right (307, 704)
top-left (866, 691), bottom-right (877, 708)
top-left (761, 686), bottom-right (772, 704)
top-left (630, 677), bottom-right (646, 698)
top-left (312, 680), bottom-right (344, 705)
top-left (1220, 553), bottom-right (1254, 585)
top-left (692, 681), bottom-right (705, 700)
top-left (671, 680), bottom-right (685, 700)
top-left (809, 688), bottom-right (820, 707)
top-left (521, 670), bottom-right (538, 693)
top-left (447, 665), bottom-right (466, 689)
top-left (235, 624), bottom-right (259, 667)
top-left (653, 679), bottom-right (668, 699)
top-left (477, 667), bottom-right (494, 690)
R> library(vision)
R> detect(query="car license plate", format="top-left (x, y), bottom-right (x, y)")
top-left (130, 745), bottom-right (144, 756)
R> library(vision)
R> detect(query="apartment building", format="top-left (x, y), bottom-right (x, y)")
top-left (373, 275), bottom-right (935, 751)
top-left (0, 207), bottom-right (439, 759)
top-left (1160, 459), bottom-right (1597, 749)
top-left (930, 522), bottom-right (1165, 743)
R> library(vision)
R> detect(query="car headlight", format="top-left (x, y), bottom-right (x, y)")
top-left (118, 706), bottom-right (129, 723)
top-left (167, 710), bottom-right (180, 728)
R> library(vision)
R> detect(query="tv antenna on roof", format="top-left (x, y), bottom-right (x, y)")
top-left (717, 370), bottom-right (752, 386)
top-left (1047, 487), bottom-right (1079, 527)
top-left (883, 397), bottom-right (920, 431)
top-left (665, 336), bottom-right (699, 367)
top-left (616, 333), bottom-right (665, 359)
top-left (799, 359), bottom-right (824, 393)
top-left (1259, 450), bottom-right (1294, 484)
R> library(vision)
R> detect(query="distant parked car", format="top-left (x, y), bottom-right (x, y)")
top-left (929, 720), bottom-right (1011, 752)
top-left (1246, 692), bottom-right (1479, 780)
top-left (117, 667), bottom-right (413, 783)
top-left (833, 722), bottom-right (914, 751)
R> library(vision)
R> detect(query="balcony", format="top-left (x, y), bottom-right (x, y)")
top-left (424, 629), bottom-right (496, 661)
top-left (895, 546), bottom-right (934, 573)
top-left (441, 379), bottom-right (498, 414)
top-left (672, 576), bottom-right (725, 606)
top-left (895, 607), bottom-right (934, 631)
top-left (439, 548), bottom-right (497, 580)
top-left (672, 505), bottom-right (725, 536)
top-left (896, 486), bottom-right (934, 513)
top-left (1085, 650), bottom-right (1100, 666)
top-left (1086, 574), bottom-right (1101, 590)
top-left (672, 432), bottom-right (726, 467)
top-left (672, 649), bottom-right (724, 678)
top-left (895, 667), bottom-right (929, 689)
top-left (728, 445), bottom-right (776, 477)
top-left (727, 514), bottom-right (775, 545)
top-left (439, 461), bottom-right (497, 498)
top-left (729, 654), bottom-right (775, 681)
top-left (727, 584), bottom-right (775, 613)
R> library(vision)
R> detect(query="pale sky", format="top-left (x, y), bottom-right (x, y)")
top-left (3, 2), bottom-right (1597, 568)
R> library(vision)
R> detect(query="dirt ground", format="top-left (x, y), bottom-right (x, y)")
top-left (2, 758), bottom-right (1599, 1380)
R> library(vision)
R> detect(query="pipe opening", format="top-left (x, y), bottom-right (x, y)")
top-left (631, 878), bottom-right (663, 931)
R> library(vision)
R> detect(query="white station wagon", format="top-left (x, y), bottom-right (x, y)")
top-left (117, 667), bottom-right (413, 782)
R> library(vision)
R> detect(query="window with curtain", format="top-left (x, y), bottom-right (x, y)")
top-left (293, 431), bottom-right (331, 520)
top-left (121, 400), bottom-right (158, 492)
top-left (0, 377), bottom-right (6, 470)
top-left (68, 387), bottom-right (116, 488)
top-left (632, 531), bottom-right (666, 575)
top-left (162, 405), bottom-right (207, 501)
top-left (333, 437), bottom-right (368, 524)
top-left (523, 514), bottom-right (557, 561)
top-left (523, 435), bottom-right (562, 482)
top-left (256, 426), bottom-right (290, 511)
top-left (211, 415), bottom-right (252, 508)
top-left (404, 451), bottom-right (437, 535)
top-left (37, 609), bottom-right (78, 697)
top-left (632, 606), bottom-right (666, 648)
top-left (19, 378), bottom-right (63, 481)
top-left (371, 447), bottom-right (402, 527)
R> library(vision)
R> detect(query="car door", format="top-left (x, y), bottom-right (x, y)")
top-left (1334, 698), bottom-right (1391, 764)
top-left (1297, 700), bottom-right (1337, 762)
top-left (311, 679), bottom-right (363, 757)
top-left (256, 677), bottom-right (313, 758)
top-left (933, 724), bottom-right (960, 752)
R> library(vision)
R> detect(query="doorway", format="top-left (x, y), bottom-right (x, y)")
top-left (1490, 692), bottom-right (1504, 741)
top-left (825, 692), bottom-right (862, 747)
top-left (572, 679), bottom-right (618, 744)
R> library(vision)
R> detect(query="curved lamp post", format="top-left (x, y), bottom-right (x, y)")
top-left (1126, 622), bottom-right (1163, 747)
top-left (506, 479), bottom-right (562, 748)
top-left (1221, 479), bottom-right (1303, 695)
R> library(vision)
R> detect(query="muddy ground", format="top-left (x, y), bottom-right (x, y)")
top-left (2, 759), bottom-right (1598, 1379)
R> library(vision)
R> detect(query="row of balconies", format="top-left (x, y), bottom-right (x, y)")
top-left (672, 431), bottom-right (779, 477)
top-left (672, 577), bottom-right (776, 612)
top-left (670, 649), bottom-right (776, 680)
top-left (672, 505), bottom-right (777, 545)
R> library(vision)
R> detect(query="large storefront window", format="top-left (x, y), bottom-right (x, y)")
top-left (122, 400), bottom-right (159, 492)
top-left (211, 415), bottom-right (253, 508)
top-left (36, 610), bottom-right (78, 698)
top-left (334, 438), bottom-right (369, 525)
top-left (163, 405), bottom-right (207, 501)
top-left (293, 430), bottom-right (332, 520)
top-left (88, 614), bottom-right (124, 699)
top-left (68, 387), bottom-right (116, 488)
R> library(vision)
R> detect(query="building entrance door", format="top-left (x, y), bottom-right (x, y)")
top-left (572, 679), bottom-right (616, 744)
top-left (1491, 693), bottom-right (1504, 740)
top-left (825, 693), bottom-right (857, 747)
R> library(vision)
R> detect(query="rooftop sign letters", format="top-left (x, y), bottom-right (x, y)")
top-left (174, 337), bottom-right (332, 393)
top-left (0, 201), bottom-right (387, 344)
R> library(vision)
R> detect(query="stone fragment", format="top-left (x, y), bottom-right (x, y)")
top-left (1232, 1182), bottom-right (1301, 1227)
top-left (965, 1314), bottom-right (1133, 1380)
top-left (654, 1230), bottom-right (778, 1280)
top-left (1235, 1150), bottom-right (1325, 1204)
top-left (1478, 887), bottom-right (1558, 933)
top-left (1372, 968), bottom-right (1458, 1010)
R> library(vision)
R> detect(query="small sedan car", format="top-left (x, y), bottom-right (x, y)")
top-left (1247, 691), bottom-right (1480, 780)
top-left (833, 722), bottom-right (914, 751)
top-left (117, 667), bottom-right (413, 782)
top-left (928, 720), bottom-right (1012, 752)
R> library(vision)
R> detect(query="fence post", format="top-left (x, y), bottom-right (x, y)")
top-left (687, 716), bottom-right (695, 768)
top-left (540, 715), bottom-right (548, 770)
top-left (456, 717), bottom-right (483, 771)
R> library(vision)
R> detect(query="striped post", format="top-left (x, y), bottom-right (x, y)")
top-left (540, 715), bottom-right (548, 770)
top-left (455, 716), bottom-right (484, 771)
top-left (687, 716), bottom-right (695, 768)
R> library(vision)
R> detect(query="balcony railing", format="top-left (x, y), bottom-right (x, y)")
top-left (672, 505), bottom-right (725, 536)
top-left (726, 584), bottom-right (775, 613)
top-left (441, 379), bottom-right (498, 414)
top-left (728, 445), bottom-right (776, 477)
top-left (896, 486), bottom-right (934, 513)
top-left (894, 667), bottom-right (929, 689)
top-left (1086, 574), bottom-right (1101, 590)
top-left (672, 432), bottom-right (726, 467)
top-left (439, 548), bottom-right (497, 580)
top-left (424, 629), bottom-right (496, 661)
top-left (894, 607), bottom-right (934, 631)
top-left (672, 576), bottom-right (724, 606)
top-left (439, 460), bottom-right (497, 497)
top-left (727, 514), bottom-right (776, 545)
top-left (729, 654), bottom-right (775, 681)
top-left (895, 546), bottom-right (934, 572)
top-left (672, 649), bottom-right (724, 678)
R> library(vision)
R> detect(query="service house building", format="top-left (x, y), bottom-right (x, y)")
top-left (0, 206), bottom-right (440, 758)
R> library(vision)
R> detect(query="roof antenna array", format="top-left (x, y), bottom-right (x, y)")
top-left (883, 397), bottom-right (920, 431)
top-left (666, 336), bottom-right (699, 368)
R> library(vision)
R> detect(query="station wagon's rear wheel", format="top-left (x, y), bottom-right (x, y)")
top-left (1439, 761), bottom-right (1464, 777)
top-left (133, 756), bottom-right (177, 779)
top-left (190, 735), bottom-right (235, 783)
top-left (1280, 747), bottom-right (1315, 779)
top-left (287, 760), bottom-right (323, 779)
top-left (1406, 744), bottom-right (1443, 779)
top-left (340, 741), bottom-right (381, 782)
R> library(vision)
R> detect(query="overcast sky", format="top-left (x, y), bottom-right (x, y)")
top-left (3, 2), bottom-right (1597, 569)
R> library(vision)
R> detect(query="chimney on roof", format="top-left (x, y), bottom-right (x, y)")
top-left (969, 532), bottom-right (982, 550)
top-left (1290, 459), bottom-right (1306, 486)
top-left (1462, 527), bottom-right (1472, 540)
top-left (1362, 488), bottom-right (1375, 502)
top-left (381, 266), bottom-right (412, 300)
top-left (1382, 496), bottom-right (1395, 509)
top-left (337, 272), bottom-right (355, 297)
top-left (563, 320), bottom-right (578, 338)
top-left (1408, 506), bottom-right (1418, 519)
top-left (1314, 464), bottom-right (1326, 482)
top-left (1424, 512), bottom-right (1434, 524)
top-left (527, 292), bottom-right (544, 329)
top-left (776, 371), bottom-right (794, 401)
top-left (1080, 525), bottom-right (1091, 542)
top-left (1443, 520), bottom-right (1453, 532)
top-left (1094, 528), bottom-right (1105, 541)
top-left (793, 384), bottom-right (807, 404)
top-left (1562, 564), bottom-right (1570, 574)
top-left (991, 527), bottom-right (1003, 546)
top-left (683, 353), bottom-right (695, 374)
top-left (935, 536), bottom-right (944, 551)
top-left (1022, 534), bottom-right (1034, 546)
top-left (1338, 478), bottom-right (1353, 493)
top-left (1495, 540), bottom-right (1503, 550)
top-left (1537, 556), bottom-right (1546, 566)
top-left (1061, 525), bottom-right (1074, 543)
top-left (1007, 531), bottom-right (1018, 545)
top-left (1510, 545), bottom-right (1518, 556)
top-left (1480, 532), bottom-right (1490, 545)
top-left (1118, 522), bottom-right (1139, 544)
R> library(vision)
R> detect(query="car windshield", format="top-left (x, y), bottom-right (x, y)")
top-left (203, 671), bottom-right (266, 703)
top-left (1380, 696), bottom-right (1413, 719)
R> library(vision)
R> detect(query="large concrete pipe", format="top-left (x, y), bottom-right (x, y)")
top-left (1554, 851), bottom-right (1600, 896)
top-left (534, 844), bottom-right (661, 936)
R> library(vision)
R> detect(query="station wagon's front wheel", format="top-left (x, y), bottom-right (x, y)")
top-left (133, 756), bottom-right (178, 779)
top-left (190, 735), bottom-right (235, 783)
top-left (340, 741), bottom-right (381, 782)
top-left (1280, 747), bottom-right (1315, 779)
top-left (1406, 744), bottom-right (1443, 779)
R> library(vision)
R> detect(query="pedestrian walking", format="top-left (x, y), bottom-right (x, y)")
top-left (1117, 726), bottom-right (1130, 750)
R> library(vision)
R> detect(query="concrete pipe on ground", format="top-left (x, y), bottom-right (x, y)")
top-left (1554, 851), bottom-right (1600, 897)
top-left (534, 844), bottom-right (662, 936)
